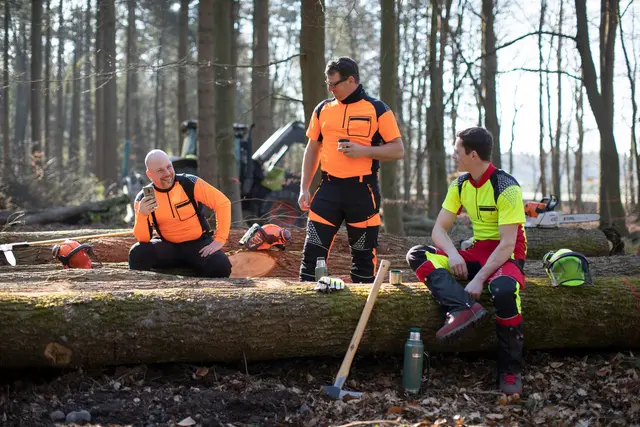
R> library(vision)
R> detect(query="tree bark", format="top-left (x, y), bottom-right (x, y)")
top-left (538, 0), bottom-right (547, 197)
top-left (95, 0), bottom-right (103, 179)
top-left (55, 0), bottom-right (65, 175)
top-left (197, 0), bottom-right (218, 188)
top-left (2, 1), bottom-right (10, 179)
top-left (44, 0), bottom-right (52, 164)
top-left (83, 0), bottom-right (93, 176)
top-left (154, 0), bottom-right (167, 153)
top-left (574, 0), bottom-right (627, 235)
top-left (299, 0), bottom-right (326, 130)
top-left (126, 0), bottom-right (143, 173)
top-left (177, 0), bottom-right (189, 153)
top-left (481, 0), bottom-right (500, 167)
top-left (214, 0), bottom-right (242, 223)
top-left (0, 274), bottom-right (638, 368)
top-left (553, 2), bottom-right (564, 205)
top-left (574, 82), bottom-right (585, 212)
top-left (379, 0), bottom-right (404, 235)
top-left (251, 0), bottom-right (271, 154)
top-left (426, 0), bottom-right (450, 219)
top-left (101, 0), bottom-right (118, 185)
top-left (69, 10), bottom-right (81, 172)
top-left (31, 0), bottom-right (43, 164)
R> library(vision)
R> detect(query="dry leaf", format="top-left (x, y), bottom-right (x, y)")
top-left (486, 413), bottom-right (504, 420)
top-left (195, 367), bottom-right (209, 377)
top-left (177, 416), bottom-right (196, 426)
top-left (386, 405), bottom-right (404, 415)
top-left (577, 388), bottom-right (588, 397)
top-left (549, 362), bottom-right (564, 369)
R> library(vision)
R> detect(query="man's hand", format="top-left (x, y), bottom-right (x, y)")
top-left (298, 189), bottom-right (311, 211)
top-left (200, 241), bottom-right (223, 257)
top-left (338, 142), bottom-right (369, 158)
top-left (448, 252), bottom-right (468, 280)
top-left (465, 276), bottom-right (484, 300)
top-left (137, 196), bottom-right (157, 216)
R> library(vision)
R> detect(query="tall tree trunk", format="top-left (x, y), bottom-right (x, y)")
top-left (426, 0), bottom-right (450, 219)
top-left (574, 0), bottom-right (627, 235)
top-left (155, 1), bottom-right (167, 152)
top-left (379, 0), bottom-right (403, 235)
top-left (300, 0), bottom-right (326, 130)
top-left (565, 119), bottom-right (573, 211)
top-left (14, 21), bottom-right (29, 174)
top-left (69, 10), bottom-right (81, 172)
top-left (2, 1), bottom-right (9, 178)
top-left (553, 2), bottom-right (563, 204)
top-left (618, 1), bottom-right (639, 215)
top-left (44, 0), bottom-right (52, 164)
top-left (94, 0), bottom-right (104, 179)
top-left (197, 0), bottom-right (217, 187)
top-left (251, 0), bottom-right (271, 154)
top-left (55, 1), bottom-right (64, 174)
top-left (31, 0), bottom-right (43, 170)
top-left (83, 0), bottom-right (93, 176)
top-left (480, 0), bottom-right (500, 167)
top-left (415, 71), bottom-right (427, 204)
top-left (574, 83), bottom-right (584, 213)
top-left (299, 0), bottom-right (325, 193)
top-left (214, 0), bottom-right (242, 222)
top-left (101, 0), bottom-right (118, 184)
top-left (538, 0), bottom-right (547, 196)
top-left (177, 0), bottom-right (189, 153)
top-left (126, 0), bottom-right (142, 173)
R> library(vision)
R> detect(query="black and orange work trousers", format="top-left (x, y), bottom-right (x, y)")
top-left (299, 172), bottom-right (382, 283)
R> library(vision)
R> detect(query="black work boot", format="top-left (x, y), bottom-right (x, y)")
top-left (426, 269), bottom-right (487, 342)
top-left (496, 322), bottom-right (524, 395)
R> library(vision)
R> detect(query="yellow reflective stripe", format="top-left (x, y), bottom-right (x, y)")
top-left (425, 251), bottom-right (451, 273)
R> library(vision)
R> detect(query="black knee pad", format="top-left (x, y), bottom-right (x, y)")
top-left (405, 245), bottom-right (437, 272)
top-left (489, 276), bottom-right (520, 318)
top-left (347, 225), bottom-right (378, 252)
top-left (203, 253), bottom-right (232, 278)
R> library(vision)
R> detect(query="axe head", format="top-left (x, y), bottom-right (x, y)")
top-left (1, 244), bottom-right (16, 266)
top-left (321, 384), bottom-right (362, 401)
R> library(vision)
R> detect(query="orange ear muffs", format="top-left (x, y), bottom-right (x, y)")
top-left (52, 240), bottom-right (93, 269)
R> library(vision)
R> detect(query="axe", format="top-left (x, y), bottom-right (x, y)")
top-left (1, 230), bottom-right (133, 266)
top-left (321, 259), bottom-right (390, 401)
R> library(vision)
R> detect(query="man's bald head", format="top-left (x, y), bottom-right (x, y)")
top-left (145, 149), bottom-right (170, 170)
top-left (145, 149), bottom-right (175, 189)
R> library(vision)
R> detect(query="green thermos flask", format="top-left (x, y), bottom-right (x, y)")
top-left (402, 327), bottom-right (425, 393)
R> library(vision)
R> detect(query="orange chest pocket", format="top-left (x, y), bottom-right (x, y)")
top-left (347, 116), bottom-right (372, 137)
top-left (175, 199), bottom-right (197, 221)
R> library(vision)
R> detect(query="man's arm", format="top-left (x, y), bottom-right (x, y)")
top-left (432, 208), bottom-right (469, 279)
top-left (298, 139), bottom-right (321, 211)
top-left (364, 138), bottom-right (405, 160)
top-left (300, 139), bottom-right (321, 192)
top-left (194, 179), bottom-right (231, 245)
top-left (431, 208), bottom-right (458, 256)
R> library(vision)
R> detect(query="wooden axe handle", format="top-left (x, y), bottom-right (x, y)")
top-left (333, 259), bottom-right (390, 387)
top-left (18, 230), bottom-right (134, 247)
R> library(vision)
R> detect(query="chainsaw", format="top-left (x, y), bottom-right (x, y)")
top-left (524, 195), bottom-right (600, 228)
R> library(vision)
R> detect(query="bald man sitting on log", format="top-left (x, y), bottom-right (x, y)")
top-left (128, 149), bottom-right (233, 277)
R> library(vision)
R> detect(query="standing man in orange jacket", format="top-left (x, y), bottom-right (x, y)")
top-left (298, 57), bottom-right (405, 282)
top-left (129, 149), bottom-right (232, 277)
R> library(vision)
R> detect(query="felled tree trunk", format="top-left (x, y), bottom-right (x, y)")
top-left (0, 194), bottom-right (130, 225)
top-left (0, 226), bottom-right (611, 267)
top-left (0, 270), bottom-right (638, 368)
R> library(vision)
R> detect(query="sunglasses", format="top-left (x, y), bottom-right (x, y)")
top-left (325, 77), bottom-right (349, 88)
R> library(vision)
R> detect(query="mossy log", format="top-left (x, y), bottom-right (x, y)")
top-left (0, 226), bottom-right (611, 267)
top-left (0, 267), bottom-right (638, 368)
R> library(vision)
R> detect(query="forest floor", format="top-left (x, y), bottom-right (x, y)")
top-left (1, 350), bottom-right (639, 426)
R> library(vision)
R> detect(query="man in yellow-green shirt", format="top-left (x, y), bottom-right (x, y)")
top-left (406, 127), bottom-right (526, 395)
